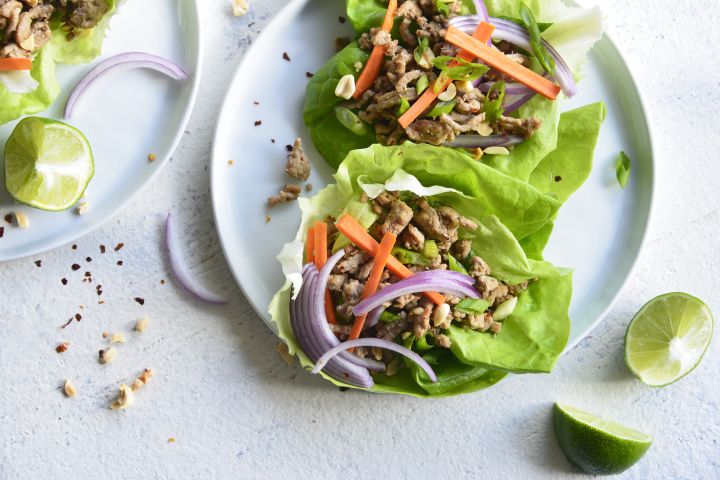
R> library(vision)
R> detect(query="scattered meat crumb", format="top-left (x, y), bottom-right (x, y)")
top-left (285, 144), bottom-right (293, 152)
top-left (282, 52), bottom-right (291, 61)
top-left (253, 101), bottom-right (259, 105)
top-left (148, 153), bottom-right (157, 162)
top-left (306, 72), bottom-right (314, 78)
top-left (555, 175), bottom-right (562, 182)
top-left (160, 279), bottom-right (165, 285)
top-left (117, 261), bottom-right (123, 266)
top-left (3, 214), bottom-right (11, 225)
top-left (56, 342), bottom-right (69, 353)
top-left (276, 343), bottom-right (294, 366)
top-left (268, 184), bottom-right (302, 208)
top-left (100, 245), bottom-right (106, 254)
top-left (75, 313), bottom-right (82, 321)
top-left (339, 16), bottom-right (346, 23)
top-left (86, 257), bottom-right (92, 262)
top-left (134, 297), bottom-right (145, 306)
top-left (305, 184), bottom-right (313, 192)
top-left (102, 331), bottom-right (109, 338)
top-left (0, 227), bottom-right (4, 238)
top-left (285, 137), bottom-right (310, 181)
top-left (34, 260), bottom-right (41, 267)
top-left (254, 120), bottom-right (262, 126)
top-left (61, 278), bottom-right (68, 285)
top-left (72, 244), bottom-right (78, 250)
top-left (63, 380), bottom-right (76, 398)
top-left (228, 159), bottom-right (235, 166)
top-left (71, 264), bottom-right (80, 271)
top-left (271, 138), bottom-right (276, 144)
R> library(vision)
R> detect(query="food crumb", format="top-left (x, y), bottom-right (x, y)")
top-left (110, 333), bottom-right (126, 344)
top-left (114, 243), bottom-right (124, 252)
top-left (86, 256), bottom-right (92, 262)
top-left (75, 313), bottom-right (82, 321)
top-left (0, 227), bottom-right (4, 238)
top-left (14, 212), bottom-right (29, 229)
top-left (56, 342), bottom-right (69, 353)
top-left (473, 148), bottom-right (484, 160)
top-left (110, 384), bottom-right (134, 410)
top-left (253, 101), bottom-right (259, 106)
top-left (76, 201), bottom-right (90, 215)
top-left (228, 159), bottom-right (234, 166)
top-left (268, 184), bottom-right (302, 208)
top-left (160, 279), bottom-right (165, 285)
top-left (339, 16), bottom-right (346, 23)
top-left (117, 260), bottom-right (123, 266)
top-left (72, 244), bottom-right (78, 250)
top-left (134, 297), bottom-right (145, 306)
top-left (232, 0), bottom-right (249, 17)
top-left (555, 175), bottom-right (562, 182)
top-left (71, 263), bottom-right (80, 271)
top-left (282, 52), bottom-right (291, 61)
top-left (3, 214), bottom-right (11, 225)
top-left (306, 72), bottom-right (314, 78)
top-left (148, 153), bottom-right (157, 162)
top-left (100, 244), bottom-right (106, 254)
top-left (102, 331), bottom-right (109, 338)
top-left (168, 437), bottom-right (176, 443)
top-left (254, 120), bottom-right (262, 126)
top-left (265, 216), bottom-right (271, 224)
top-left (63, 380), bottom-right (77, 398)
top-left (305, 184), bottom-right (313, 192)
top-left (61, 278), bottom-right (68, 285)
top-left (271, 138), bottom-right (276, 144)
top-left (99, 347), bottom-right (117, 364)
top-left (135, 317), bottom-right (150, 332)
top-left (131, 368), bottom-right (154, 392)
top-left (34, 260), bottom-right (42, 267)
top-left (276, 342), bottom-right (294, 366)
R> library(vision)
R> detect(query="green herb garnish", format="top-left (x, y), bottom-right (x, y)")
top-left (432, 56), bottom-right (490, 82)
top-left (392, 247), bottom-right (433, 266)
top-left (616, 151), bottom-right (631, 189)
top-left (455, 298), bottom-right (491, 315)
top-left (519, 3), bottom-right (555, 75)
top-left (334, 107), bottom-right (369, 136)
top-left (427, 99), bottom-right (457, 119)
top-left (483, 81), bottom-right (506, 123)
top-left (447, 254), bottom-right (469, 274)
top-left (435, 0), bottom-right (450, 16)
top-left (380, 311), bottom-right (402, 323)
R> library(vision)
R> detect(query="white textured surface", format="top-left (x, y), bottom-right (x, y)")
top-left (0, 1), bottom-right (718, 478)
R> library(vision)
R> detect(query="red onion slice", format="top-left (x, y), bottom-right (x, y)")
top-left (478, 81), bottom-right (534, 96)
top-left (449, 16), bottom-right (577, 97)
top-left (445, 134), bottom-right (524, 149)
top-left (472, 0), bottom-right (492, 45)
top-left (410, 269), bottom-right (476, 285)
top-left (353, 276), bottom-right (480, 316)
top-left (165, 213), bottom-right (228, 304)
top-left (312, 338), bottom-right (438, 383)
top-left (503, 92), bottom-right (536, 113)
top-left (364, 306), bottom-right (385, 331)
top-left (64, 52), bottom-right (189, 119)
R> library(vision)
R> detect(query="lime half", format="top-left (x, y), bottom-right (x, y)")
top-left (553, 403), bottom-right (652, 475)
top-left (4, 117), bottom-right (94, 211)
top-left (625, 293), bottom-right (713, 387)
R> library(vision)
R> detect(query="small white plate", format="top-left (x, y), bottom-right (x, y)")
top-left (0, 0), bottom-right (202, 261)
top-left (211, 0), bottom-right (654, 350)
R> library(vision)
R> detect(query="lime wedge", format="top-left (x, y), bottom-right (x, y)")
top-left (625, 292), bottom-right (713, 387)
top-left (4, 117), bottom-right (94, 211)
top-left (553, 403), bottom-right (652, 475)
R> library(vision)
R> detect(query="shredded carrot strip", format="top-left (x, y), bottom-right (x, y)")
top-left (305, 226), bottom-right (316, 264)
top-left (398, 22), bottom-right (495, 129)
top-left (348, 232), bottom-right (396, 347)
top-left (0, 57), bottom-right (32, 71)
top-left (445, 25), bottom-right (561, 100)
top-left (353, 0), bottom-right (398, 99)
top-left (335, 214), bottom-right (445, 305)
top-left (311, 221), bottom-right (337, 325)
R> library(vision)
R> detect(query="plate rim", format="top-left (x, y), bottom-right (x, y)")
top-left (0, 0), bottom-right (204, 262)
top-left (211, 0), bottom-right (656, 352)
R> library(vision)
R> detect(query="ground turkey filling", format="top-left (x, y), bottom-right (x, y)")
top-left (322, 191), bottom-right (530, 362)
top-left (0, 0), bottom-right (110, 59)
top-left (342, 0), bottom-right (542, 147)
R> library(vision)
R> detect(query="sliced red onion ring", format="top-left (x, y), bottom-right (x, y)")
top-left (409, 269), bottom-right (476, 285)
top-left (503, 92), bottom-right (536, 113)
top-left (64, 52), bottom-right (189, 119)
top-left (165, 213), bottom-right (228, 304)
top-left (472, 0), bottom-right (491, 45)
top-left (353, 276), bottom-right (480, 316)
top-left (364, 306), bottom-right (385, 331)
top-left (478, 81), bottom-right (534, 96)
top-left (445, 134), bottom-right (524, 149)
top-left (312, 338), bottom-right (438, 383)
top-left (448, 16), bottom-right (577, 97)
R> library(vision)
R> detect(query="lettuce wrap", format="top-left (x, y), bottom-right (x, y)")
top-left (269, 143), bottom-right (574, 397)
top-left (0, 0), bottom-right (117, 125)
top-left (304, 0), bottom-right (604, 180)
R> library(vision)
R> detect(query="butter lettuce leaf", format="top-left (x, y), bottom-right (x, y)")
top-left (0, 46), bottom-right (59, 126)
top-left (269, 143), bottom-right (572, 396)
top-left (51, 0), bottom-right (118, 64)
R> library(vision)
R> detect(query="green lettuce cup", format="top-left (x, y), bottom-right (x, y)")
top-left (269, 143), bottom-right (574, 397)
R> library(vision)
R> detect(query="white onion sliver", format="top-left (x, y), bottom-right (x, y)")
top-left (312, 338), bottom-right (438, 383)
top-left (165, 213), bottom-right (228, 304)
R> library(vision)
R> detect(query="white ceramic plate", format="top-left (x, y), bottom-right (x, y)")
top-left (0, 0), bottom-right (202, 261)
top-left (211, 0), bottom-right (654, 350)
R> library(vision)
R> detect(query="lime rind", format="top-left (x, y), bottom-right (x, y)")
top-left (4, 117), bottom-right (94, 212)
top-left (556, 404), bottom-right (653, 443)
top-left (625, 293), bottom-right (713, 387)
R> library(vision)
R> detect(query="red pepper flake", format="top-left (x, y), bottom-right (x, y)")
top-left (4, 214), bottom-right (12, 224)
top-left (34, 260), bottom-right (42, 267)
top-left (100, 244), bottom-right (106, 254)
top-left (0, 226), bottom-right (4, 238)
top-left (271, 139), bottom-right (276, 144)
top-left (75, 313), bottom-right (82, 321)
top-left (72, 244), bottom-right (78, 250)
top-left (282, 52), bottom-right (291, 61)
top-left (253, 101), bottom-right (259, 105)
top-left (339, 16), bottom-right (346, 23)
top-left (306, 72), bottom-right (314, 78)
top-left (134, 297), bottom-right (145, 306)
top-left (56, 343), bottom-right (69, 353)
top-left (86, 257), bottom-right (92, 262)
top-left (71, 264), bottom-right (81, 271)
top-left (61, 278), bottom-right (68, 285)
top-left (84, 271), bottom-right (91, 277)
top-left (254, 120), bottom-right (262, 126)
top-left (160, 279), bottom-right (166, 285)
top-left (114, 243), bottom-right (124, 252)
top-left (117, 260), bottom-right (123, 266)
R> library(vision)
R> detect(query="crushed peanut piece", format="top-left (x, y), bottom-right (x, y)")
top-left (99, 347), bottom-right (117, 364)
top-left (148, 153), bottom-right (157, 162)
top-left (14, 212), bottom-right (29, 229)
top-left (64, 379), bottom-right (77, 398)
top-left (265, 216), bottom-right (271, 224)
top-left (110, 384), bottom-right (135, 410)
top-left (168, 437), bottom-right (176, 443)
top-left (135, 317), bottom-right (150, 332)
top-left (473, 148), bottom-right (484, 160)
top-left (131, 379), bottom-right (144, 391)
top-left (102, 331), bottom-right (109, 338)
top-left (76, 201), bottom-right (90, 215)
top-left (232, 0), bottom-right (249, 16)
top-left (138, 368), bottom-right (154, 384)
top-left (110, 333), bottom-right (126, 344)
top-left (276, 343), bottom-right (294, 366)
top-left (228, 159), bottom-right (235, 166)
